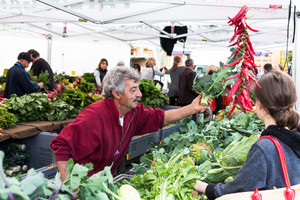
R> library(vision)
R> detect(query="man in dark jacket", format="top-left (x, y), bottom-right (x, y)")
top-left (28, 49), bottom-right (55, 91)
top-left (4, 52), bottom-right (44, 99)
top-left (178, 58), bottom-right (198, 106)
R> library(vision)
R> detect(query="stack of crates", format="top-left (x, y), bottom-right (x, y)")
top-left (126, 132), bottom-right (153, 161)
top-left (15, 132), bottom-right (58, 179)
top-left (160, 124), bottom-right (180, 144)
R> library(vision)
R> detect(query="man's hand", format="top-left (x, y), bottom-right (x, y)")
top-left (37, 82), bottom-right (44, 88)
top-left (191, 95), bottom-right (213, 113)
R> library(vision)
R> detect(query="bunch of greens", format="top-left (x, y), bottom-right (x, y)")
top-left (59, 88), bottom-right (86, 110)
top-left (46, 100), bottom-right (80, 121)
top-left (64, 159), bottom-right (140, 200)
top-left (139, 79), bottom-right (169, 109)
top-left (205, 135), bottom-right (258, 183)
top-left (0, 75), bottom-right (6, 84)
top-left (0, 103), bottom-right (16, 129)
top-left (130, 149), bottom-right (202, 200)
top-left (28, 70), bottom-right (50, 90)
top-left (0, 151), bottom-right (76, 200)
top-left (193, 65), bottom-right (236, 106)
top-left (4, 93), bottom-right (51, 122)
top-left (82, 72), bottom-right (95, 83)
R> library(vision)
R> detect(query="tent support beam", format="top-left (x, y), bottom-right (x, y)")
top-left (36, 0), bottom-right (100, 24)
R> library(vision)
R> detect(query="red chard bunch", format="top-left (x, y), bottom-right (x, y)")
top-left (223, 5), bottom-right (261, 118)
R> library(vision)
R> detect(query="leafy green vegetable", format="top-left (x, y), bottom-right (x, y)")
top-left (193, 66), bottom-right (235, 105)
top-left (4, 93), bottom-right (51, 122)
top-left (0, 103), bottom-right (16, 129)
top-left (28, 70), bottom-right (50, 90)
top-left (130, 149), bottom-right (202, 200)
top-left (46, 100), bottom-right (79, 121)
top-left (0, 151), bottom-right (75, 199)
top-left (139, 79), bottom-right (169, 109)
top-left (206, 135), bottom-right (258, 183)
top-left (63, 159), bottom-right (130, 200)
top-left (59, 88), bottom-right (86, 110)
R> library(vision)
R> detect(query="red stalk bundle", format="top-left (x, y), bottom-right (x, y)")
top-left (223, 5), bottom-right (261, 118)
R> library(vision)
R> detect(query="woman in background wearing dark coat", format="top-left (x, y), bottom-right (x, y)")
top-left (168, 56), bottom-right (184, 106)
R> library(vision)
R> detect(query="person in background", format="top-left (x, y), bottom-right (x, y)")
top-left (168, 56), bottom-right (184, 106)
top-left (205, 65), bottom-right (222, 115)
top-left (140, 58), bottom-right (165, 82)
top-left (261, 63), bottom-right (273, 77)
top-left (4, 52), bottom-right (44, 99)
top-left (194, 71), bottom-right (300, 200)
top-left (178, 58), bottom-right (198, 107)
top-left (51, 66), bottom-right (211, 181)
top-left (28, 49), bottom-right (55, 91)
top-left (94, 58), bottom-right (108, 89)
top-left (116, 60), bottom-right (125, 67)
top-left (131, 63), bottom-right (141, 75)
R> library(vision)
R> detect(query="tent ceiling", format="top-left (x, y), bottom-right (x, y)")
top-left (0, 0), bottom-right (297, 51)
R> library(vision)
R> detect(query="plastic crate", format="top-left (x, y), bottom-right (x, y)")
top-left (21, 164), bottom-right (57, 180)
top-left (152, 130), bottom-right (161, 145)
top-left (161, 124), bottom-right (180, 144)
top-left (128, 163), bottom-right (147, 175)
top-left (113, 174), bottom-right (133, 184)
top-left (162, 105), bottom-right (181, 111)
top-left (15, 132), bottom-right (57, 169)
top-left (126, 132), bottom-right (153, 160)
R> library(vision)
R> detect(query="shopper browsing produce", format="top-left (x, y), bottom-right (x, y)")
top-left (51, 66), bottom-right (211, 181)
top-left (94, 58), bottom-right (108, 88)
top-left (193, 71), bottom-right (300, 200)
top-left (4, 52), bottom-right (44, 99)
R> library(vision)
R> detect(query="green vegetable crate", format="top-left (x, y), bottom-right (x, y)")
top-left (160, 124), bottom-right (180, 144)
top-left (152, 130), bottom-right (161, 144)
top-left (21, 164), bottom-right (57, 180)
top-left (113, 174), bottom-right (133, 184)
top-left (126, 133), bottom-right (153, 160)
top-left (14, 132), bottom-right (57, 169)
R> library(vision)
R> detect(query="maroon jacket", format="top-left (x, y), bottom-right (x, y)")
top-left (50, 98), bottom-right (164, 176)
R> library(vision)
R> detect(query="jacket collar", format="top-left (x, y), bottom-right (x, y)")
top-left (261, 125), bottom-right (300, 157)
top-left (104, 98), bottom-right (135, 125)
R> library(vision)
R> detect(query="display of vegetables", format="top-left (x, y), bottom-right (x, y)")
top-left (222, 5), bottom-right (260, 117)
top-left (4, 93), bottom-right (51, 122)
top-left (63, 159), bottom-right (141, 200)
top-left (129, 149), bottom-right (202, 200)
top-left (46, 100), bottom-right (80, 121)
top-left (139, 79), bottom-right (169, 109)
top-left (0, 151), bottom-right (76, 200)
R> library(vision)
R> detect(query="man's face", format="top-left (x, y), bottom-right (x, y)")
top-left (118, 79), bottom-right (142, 110)
top-left (19, 59), bottom-right (30, 68)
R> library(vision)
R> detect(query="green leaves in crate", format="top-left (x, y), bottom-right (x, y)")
top-left (0, 151), bottom-right (76, 200)
top-left (139, 79), bottom-right (169, 109)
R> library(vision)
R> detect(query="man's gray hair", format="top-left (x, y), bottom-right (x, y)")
top-left (102, 67), bottom-right (140, 99)
top-left (185, 58), bottom-right (194, 67)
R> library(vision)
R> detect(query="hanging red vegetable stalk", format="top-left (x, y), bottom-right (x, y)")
top-left (223, 5), bottom-right (261, 118)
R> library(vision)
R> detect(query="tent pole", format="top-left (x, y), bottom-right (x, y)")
top-left (46, 34), bottom-right (52, 66)
top-left (293, 10), bottom-right (300, 111)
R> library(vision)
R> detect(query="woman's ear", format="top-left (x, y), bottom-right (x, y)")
top-left (112, 89), bottom-right (120, 99)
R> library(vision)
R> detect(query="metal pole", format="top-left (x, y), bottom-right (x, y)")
top-left (292, 11), bottom-right (300, 111)
top-left (46, 34), bottom-right (52, 65)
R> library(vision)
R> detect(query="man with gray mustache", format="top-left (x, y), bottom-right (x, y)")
top-left (51, 67), bottom-right (211, 181)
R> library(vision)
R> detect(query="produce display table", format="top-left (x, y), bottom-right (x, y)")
top-left (0, 119), bottom-right (74, 143)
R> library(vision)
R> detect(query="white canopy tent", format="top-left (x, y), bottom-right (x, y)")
top-left (0, 0), bottom-right (300, 109)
